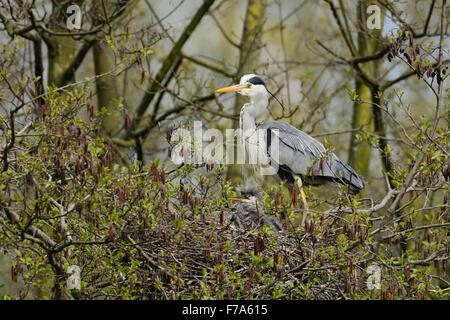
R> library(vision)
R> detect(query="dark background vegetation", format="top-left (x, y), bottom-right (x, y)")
top-left (0, 0), bottom-right (448, 299)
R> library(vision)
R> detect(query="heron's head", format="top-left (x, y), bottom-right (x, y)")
top-left (227, 183), bottom-right (262, 203)
top-left (216, 74), bottom-right (285, 114)
top-left (227, 194), bottom-right (259, 204)
top-left (216, 74), bottom-right (268, 100)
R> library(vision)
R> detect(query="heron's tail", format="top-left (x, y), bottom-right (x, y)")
top-left (333, 159), bottom-right (365, 194)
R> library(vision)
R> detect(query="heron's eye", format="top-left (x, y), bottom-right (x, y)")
top-left (246, 83), bottom-right (252, 88)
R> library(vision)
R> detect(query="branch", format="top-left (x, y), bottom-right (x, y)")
top-left (387, 0), bottom-right (447, 214)
top-left (316, 40), bottom-right (380, 88)
top-left (381, 59), bottom-right (449, 90)
top-left (209, 12), bottom-right (240, 48)
top-left (182, 52), bottom-right (235, 77)
top-left (134, 0), bottom-right (216, 123)
top-left (349, 46), bottom-right (391, 64)
top-left (57, 41), bottom-right (94, 87)
top-left (323, 0), bottom-right (357, 57)
top-left (1, 207), bottom-right (56, 249)
top-left (135, 93), bottom-right (216, 138)
top-left (422, 0), bottom-right (436, 36)
top-left (149, 57), bottom-right (183, 126)
top-left (0, 10), bottom-right (38, 41)
top-left (382, 223), bottom-right (450, 241)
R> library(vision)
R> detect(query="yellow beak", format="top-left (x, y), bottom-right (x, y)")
top-left (216, 84), bottom-right (248, 93)
top-left (227, 197), bottom-right (244, 202)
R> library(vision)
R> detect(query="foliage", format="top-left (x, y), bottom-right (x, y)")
top-left (0, 81), bottom-right (448, 299)
top-left (0, 0), bottom-right (448, 300)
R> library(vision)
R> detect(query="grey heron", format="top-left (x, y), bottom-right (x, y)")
top-left (216, 74), bottom-right (365, 225)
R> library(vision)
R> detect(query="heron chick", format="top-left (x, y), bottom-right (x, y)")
top-left (227, 186), bottom-right (283, 232)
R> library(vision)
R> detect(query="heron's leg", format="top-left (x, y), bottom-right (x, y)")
top-left (294, 175), bottom-right (309, 226)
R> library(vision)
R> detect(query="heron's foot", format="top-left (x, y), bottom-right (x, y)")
top-left (299, 186), bottom-right (309, 227)
top-left (290, 175), bottom-right (309, 227)
top-left (294, 177), bottom-right (309, 227)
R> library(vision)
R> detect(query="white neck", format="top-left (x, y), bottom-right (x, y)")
top-left (239, 94), bottom-right (268, 166)
top-left (239, 93), bottom-right (268, 136)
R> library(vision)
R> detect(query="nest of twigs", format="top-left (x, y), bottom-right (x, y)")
top-left (119, 194), bottom-right (364, 300)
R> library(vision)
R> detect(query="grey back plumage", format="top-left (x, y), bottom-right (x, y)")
top-left (259, 121), bottom-right (365, 194)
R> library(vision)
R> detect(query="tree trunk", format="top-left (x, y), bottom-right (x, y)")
top-left (48, 38), bottom-right (77, 86)
top-left (93, 40), bottom-right (121, 137)
top-left (348, 1), bottom-right (384, 179)
top-left (349, 82), bottom-right (374, 178)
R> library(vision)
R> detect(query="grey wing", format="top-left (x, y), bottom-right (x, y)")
top-left (259, 121), bottom-right (365, 193)
top-left (260, 121), bottom-right (331, 176)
